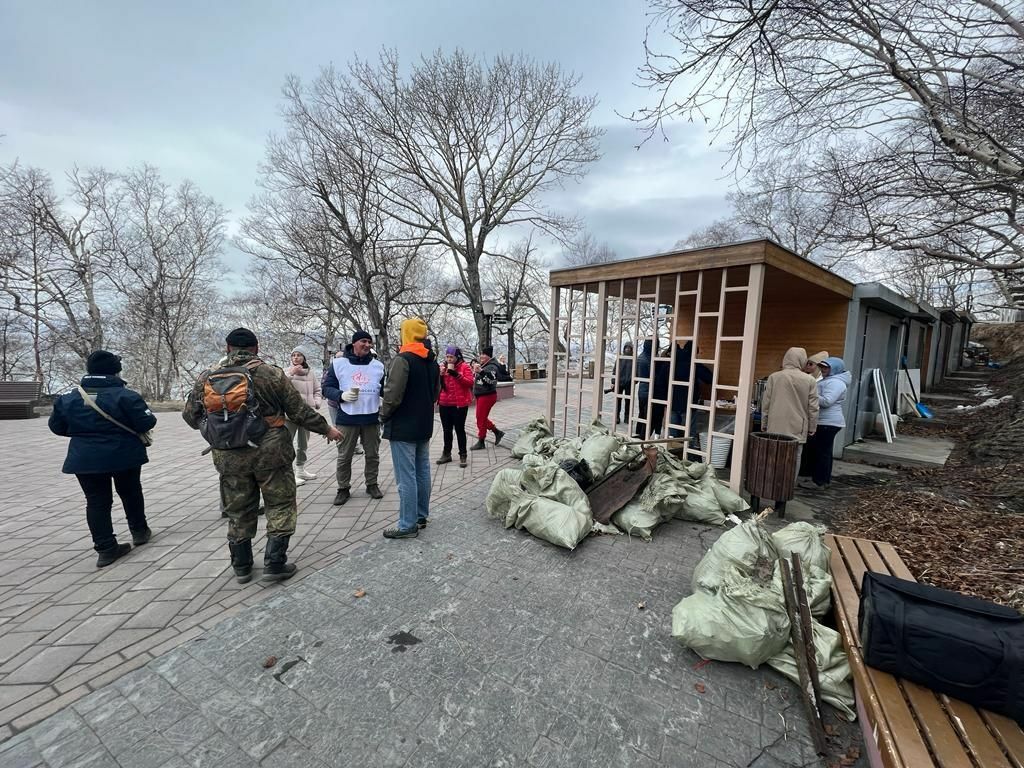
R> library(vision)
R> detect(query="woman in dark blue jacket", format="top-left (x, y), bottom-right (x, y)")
top-left (48, 350), bottom-right (157, 567)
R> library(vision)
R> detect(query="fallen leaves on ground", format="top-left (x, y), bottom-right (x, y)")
top-left (353, 588), bottom-right (366, 598)
top-left (262, 656), bottom-right (277, 669)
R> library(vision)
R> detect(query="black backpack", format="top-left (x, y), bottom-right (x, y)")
top-left (859, 571), bottom-right (1024, 723)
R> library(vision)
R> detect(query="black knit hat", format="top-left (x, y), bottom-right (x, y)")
top-left (351, 330), bottom-right (372, 344)
top-left (86, 350), bottom-right (122, 376)
top-left (225, 327), bottom-right (259, 348)
top-left (481, 346), bottom-right (494, 357)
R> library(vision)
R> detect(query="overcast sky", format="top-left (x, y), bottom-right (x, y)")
top-left (0, 0), bottom-right (734, 271)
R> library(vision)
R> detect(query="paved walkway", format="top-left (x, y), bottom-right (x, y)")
top-left (1, 380), bottom-right (864, 767)
top-left (0, 383), bottom-right (546, 739)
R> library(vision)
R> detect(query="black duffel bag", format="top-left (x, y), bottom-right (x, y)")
top-left (859, 571), bottom-right (1024, 723)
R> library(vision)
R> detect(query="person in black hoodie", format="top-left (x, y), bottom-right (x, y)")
top-left (48, 350), bottom-right (157, 567)
top-left (668, 341), bottom-right (713, 439)
top-left (379, 318), bottom-right (440, 538)
top-left (633, 339), bottom-right (669, 438)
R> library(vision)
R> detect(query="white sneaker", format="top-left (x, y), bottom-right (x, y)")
top-left (294, 474), bottom-right (307, 486)
top-left (297, 466), bottom-right (318, 480)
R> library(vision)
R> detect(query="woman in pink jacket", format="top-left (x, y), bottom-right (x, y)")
top-left (285, 348), bottom-right (322, 485)
top-left (437, 345), bottom-right (474, 467)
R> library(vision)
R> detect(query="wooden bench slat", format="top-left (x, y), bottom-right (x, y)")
top-left (900, 681), bottom-right (977, 768)
top-left (943, 697), bottom-right (1014, 768)
top-left (876, 541), bottom-right (915, 580)
top-left (829, 536), bottom-right (910, 768)
top-left (983, 712), bottom-right (1024, 768)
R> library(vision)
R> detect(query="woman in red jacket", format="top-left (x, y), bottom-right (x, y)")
top-left (437, 345), bottom-right (475, 467)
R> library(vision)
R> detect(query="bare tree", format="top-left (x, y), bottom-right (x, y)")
top-left (639, 0), bottom-right (1024, 287)
top-left (348, 49), bottom-right (603, 348)
top-left (0, 165), bottom-right (109, 375)
top-left (94, 166), bottom-right (225, 399)
top-left (561, 231), bottom-right (618, 267)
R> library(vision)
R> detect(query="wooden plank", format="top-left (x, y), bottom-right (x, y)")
top-left (877, 542), bottom-right (915, 580)
top-left (763, 241), bottom-right (856, 297)
top-left (546, 285), bottom-right (559, 431)
top-left (943, 697), bottom-right (1014, 768)
top-left (548, 240), bottom-right (768, 286)
top-left (731, 264), bottom-right (763, 491)
top-left (836, 536), bottom-right (872, 596)
top-left (982, 712), bottom-right (1024, 768)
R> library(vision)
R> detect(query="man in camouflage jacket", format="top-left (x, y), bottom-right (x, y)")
top-left (183, 328), bottom-right (342, 583)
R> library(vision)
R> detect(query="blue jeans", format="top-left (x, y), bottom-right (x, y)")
top-left (390, 440), bottom-right (431, 531)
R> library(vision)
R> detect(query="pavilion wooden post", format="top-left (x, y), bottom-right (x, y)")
top-left (591, 281), bottom-right (609, 425)
top-left (730, 264), bottom-right (765, 492)
top-left (546, 286), bottom-right (560, 429)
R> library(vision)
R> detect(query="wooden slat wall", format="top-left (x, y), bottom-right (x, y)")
top-left (754, 266), bottom-right (849, 379)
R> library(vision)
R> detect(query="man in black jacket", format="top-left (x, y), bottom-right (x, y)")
top-left (379, 317), bottom-right (440, 538)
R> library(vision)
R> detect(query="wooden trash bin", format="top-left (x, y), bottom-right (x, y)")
top-left (745, 432), bottom-right (799, 518)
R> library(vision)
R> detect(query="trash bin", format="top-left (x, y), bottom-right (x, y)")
top-left (745, 432), bottom-right (799, 517)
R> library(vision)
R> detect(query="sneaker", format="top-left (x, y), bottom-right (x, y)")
top-left (294, 474), bottom-right (307, 487)
top-left (417, 517), bottom-right (429, 529)
top-left (367, 485), bottom-right (384, 499)
top-left (96, 543), bottom-right (131, 568)
top-left (297, 466), bottom-right (317, 480)
top-left (383, 526), bottom-right (418, 539)
top-left (354, 445), bottom-right (364, 455)
top-left (333, 488), bottom-right (351, 506)
top-left (130, 527), bottom-right (152, 546)
top-left (797, 479), bottom-right (821, 491)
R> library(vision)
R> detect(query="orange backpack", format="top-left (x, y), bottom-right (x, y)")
top-left (198, 360), bottom-right (269, 449)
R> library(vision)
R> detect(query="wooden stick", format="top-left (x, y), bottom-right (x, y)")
top-left (779, 558), bottom-right (830, 756)
top-left (791, 554), bottom-right (827, 730)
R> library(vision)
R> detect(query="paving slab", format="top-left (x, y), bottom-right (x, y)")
top-left (0, 382), bottom-right (547, 734)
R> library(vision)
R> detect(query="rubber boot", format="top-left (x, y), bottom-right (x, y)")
top-left (491, 427), bottom-right (505, 446)
top-left (228, 539), bottom-right (254, 584)
top-left (470, 438), bottom-right (486, 451)
top-left (262, 535), bottom-right (297, 582)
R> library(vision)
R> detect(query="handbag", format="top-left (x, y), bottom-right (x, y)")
top-left (76, 386), bottom-right (154, 447)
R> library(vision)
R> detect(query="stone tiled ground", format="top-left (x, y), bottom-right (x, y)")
top-left (1, 488), bottom-right (845, 768)
top-left (0, 383), bottom-right (544, 739)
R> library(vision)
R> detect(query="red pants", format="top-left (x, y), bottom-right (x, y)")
top-left (475, 393), bottom-right (497, 438)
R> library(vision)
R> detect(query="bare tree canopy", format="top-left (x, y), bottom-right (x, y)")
top-left (639, 0), bottom-right (1024, 286)
top-left (349, 49), bottom-right (603, 347)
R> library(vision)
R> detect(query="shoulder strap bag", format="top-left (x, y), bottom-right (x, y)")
top-left (76, 386), bottom-right (154, 447)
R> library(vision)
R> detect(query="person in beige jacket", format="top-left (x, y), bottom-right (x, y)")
top-left (762, 347), bottom-right (819, 477)
top-left (285, 348), bottom-right (322, 485)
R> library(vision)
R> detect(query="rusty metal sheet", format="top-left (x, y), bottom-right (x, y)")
top-left (587, 446), bottom-right (658, 525)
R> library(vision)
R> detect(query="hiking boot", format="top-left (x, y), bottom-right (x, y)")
top-left (228, 539), bottom-right (254, 584)
top-left (417, 517), bottom-right (429, 529)
top-left (459, 454), bottom-right (467, 468)
top-left (436, 452), bottom-right (452, 465)
top-left (262, 535), bottom-right (297, 582)
top-left (130, 527), bottom-right (152, 546)
top-left (491, 428), bottom-right (505, 446)
top-left (470, 439), bottom-right (486, 451)
top-left (383, 526), bottom-right (418, 539)
top-left (333, 488), bottom-right (350, 506)
top-left (96, 543), bottom-right (131, 568)
top-left (296, 465), bottom-right (317, 480)
top-left (367, 485), bottom-right (384, 499)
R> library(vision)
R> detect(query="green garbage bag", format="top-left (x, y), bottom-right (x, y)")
top-left (771, 562), bottom-right (832, 618)
top-left (767, 620), bottom-right (856, 721)
top-left (772, 522), bottom-right (831, 573)
top-left (505, 464), bottom-right (593, 550)
top-left (692, 518), bottom-right (780, 594)
top-left (485, 468), bottom-right (527, 523)
top-left (511, 416), bottom-right (555, 459)
top-left (672, 578), bottom-right (791, 669)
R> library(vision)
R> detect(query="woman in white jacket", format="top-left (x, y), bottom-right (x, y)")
top-left (285, 348), bottom-right (322, 485)
top-left (799, 356), bottom-right (851, 490)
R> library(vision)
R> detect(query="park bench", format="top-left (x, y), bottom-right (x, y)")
top-left (826, 533), bottom-right (1024, 768)
top-left (0, 380), bottom-right (44, 419)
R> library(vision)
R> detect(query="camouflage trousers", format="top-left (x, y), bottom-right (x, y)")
top-left (220, 466), bottom-right (297, 542)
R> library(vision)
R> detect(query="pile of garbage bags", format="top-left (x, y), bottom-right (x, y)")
top-left (485, 417), bottom-right (749, 550)
top-left (671, 519), bottom-right (856, 720)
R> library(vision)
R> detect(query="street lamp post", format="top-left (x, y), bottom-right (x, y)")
top-left (481, 299), bottom-right (495, 350)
